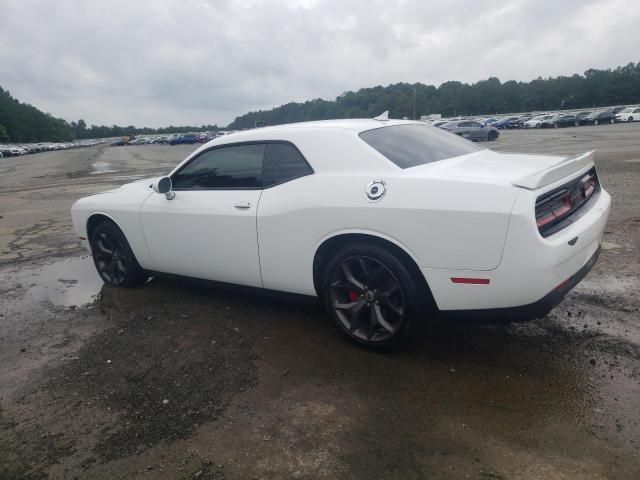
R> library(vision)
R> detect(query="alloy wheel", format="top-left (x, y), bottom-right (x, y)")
top-left (93, 231), bottom-right (129, 285)
top-left (328, 255), bottom-right (405, 343)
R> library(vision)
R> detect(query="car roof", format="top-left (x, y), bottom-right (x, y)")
top-left (214, 118), bottom-right (422, 142)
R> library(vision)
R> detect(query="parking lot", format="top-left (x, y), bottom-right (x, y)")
top-left (1, 124), bottom-right (639, 479)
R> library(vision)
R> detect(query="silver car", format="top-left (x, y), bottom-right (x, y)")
top-left (439, 120), bottom-right (499, 141)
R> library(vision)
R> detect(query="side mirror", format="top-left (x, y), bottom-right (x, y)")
top-left (152, 176), bottom-right (175, 200)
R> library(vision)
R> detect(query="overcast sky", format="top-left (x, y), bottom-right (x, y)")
top-left (1, 0), bottom-right (638, 127)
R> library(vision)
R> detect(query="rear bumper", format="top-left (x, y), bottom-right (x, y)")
top-left (438, 244), bottom-right (601, 322)
top-left (422, 183), bottom-right (611, 315)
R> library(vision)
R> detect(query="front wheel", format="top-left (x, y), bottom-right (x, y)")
top-left (322, 243), bottom-right (420, 349)
top-left (488, 131), bottom-right (498, 141)
top-left (594, 119), bottom-right (599, 126)
top-left (610, 118), bottom-right (615, 124)
top-left (90, 221), bottom-right (147, 287)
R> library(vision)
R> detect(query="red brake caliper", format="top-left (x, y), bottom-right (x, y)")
top-left (348, 291), bottom-right (359, 302)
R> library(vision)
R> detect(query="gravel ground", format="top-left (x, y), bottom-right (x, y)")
top-left (1, 124), bottom-right (639, 479)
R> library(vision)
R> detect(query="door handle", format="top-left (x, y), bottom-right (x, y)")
top-left (234, 201), bottom-right (252, 209)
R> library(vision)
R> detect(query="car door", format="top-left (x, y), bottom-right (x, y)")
top-left (467, 121), bottom-right (484, 140)
top-left (456, 122), bottom-right (472, 138)
top-left (139, 143), bottom-right (265, 287)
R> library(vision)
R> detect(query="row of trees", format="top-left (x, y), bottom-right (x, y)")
top-left (0, 86), bottom-right (220, 143)
top-left (0, 87), bottom-right (73, 142)
top-left (228, 62), bottom-right (640, 129)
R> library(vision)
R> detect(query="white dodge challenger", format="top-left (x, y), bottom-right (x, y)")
top-left (71, 117), bottom-right (611, 348)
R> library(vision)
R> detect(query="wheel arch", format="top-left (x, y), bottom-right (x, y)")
top-left (86, 212), bottom-right (125, 239)
top-left (312, 232), bottom-right (438, 312)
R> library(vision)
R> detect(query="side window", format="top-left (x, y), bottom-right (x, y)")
top-left (469, 122), bottom-right (483, 128)
top-left (172, 144), bottom-right (264, 189)
top-left (262, 143), bottom-right (313, 187)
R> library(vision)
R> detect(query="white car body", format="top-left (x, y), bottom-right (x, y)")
top-left (71, 119), bottom-right (610, 325)
top-left (615, 107), bottom-right (640, 122)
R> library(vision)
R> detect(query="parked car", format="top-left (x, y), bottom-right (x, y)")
top-left (169, 134), bottom-right (198, 145)
top-left (439, 120), bottom-right (499, 141)
top-left (575, 111), bottom-right (592, 122)
top-left (71, 118), bottom-right (610, 349)
top-left (581, 110), bottom-right (617, 126)
top-left (524, 115), bottom-right (552, 128)
top-left (541, 114), bottom-right (579, 128)
top-left (111, 139), bottom-right (128, 147)
top-left (508, 115), bottom-right (534, 129)
top-left (479, 117), bottom-right (498, 126)
top-left (615, 106), bottom-right (640, 122)
top-left (493, 117), bottom-right (519, 129)
top-left (129, 137), bottom-right (151, 145)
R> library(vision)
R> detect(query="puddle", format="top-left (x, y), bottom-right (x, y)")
top-left (90, 161), bottom-right (120, 175)
top-left (1, 256), bottom-right (104, 307)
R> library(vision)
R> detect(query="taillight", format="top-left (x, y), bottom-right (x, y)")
top-left (536, 191), bottom-right (573, 228)
top-left (581, 174), bottom-right (596, 199)
top-left (535, 167), bottom-right (600, 237)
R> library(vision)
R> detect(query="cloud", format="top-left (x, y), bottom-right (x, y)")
top-left (0, 0), bottom-right (638, 127)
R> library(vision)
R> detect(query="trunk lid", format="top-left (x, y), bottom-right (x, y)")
top-left (405, 149), bottom-right (595, 189)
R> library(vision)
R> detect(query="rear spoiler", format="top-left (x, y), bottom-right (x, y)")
top-left (512, 151), bottom-right (596, 190)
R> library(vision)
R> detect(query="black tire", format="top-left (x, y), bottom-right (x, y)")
top-left (594, 119), bottom-right (599, 126)
top-left (574, 121), bottom-right (579, 127)
top-left (89, 221), bottom-right (147, 287)
top-left (553, 123), bottom-right (559, 128)
top-left (628, 117), bottom-right (633, 123)
top-left (610, 118), bottom-right (615, 124)
top-left (321, 243), bottom-right (420, 350)
top-left (488, 131), bottom-right (498, 141)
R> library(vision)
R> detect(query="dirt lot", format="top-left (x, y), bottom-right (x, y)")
top-left (1, 125), bottom-right (639, 479)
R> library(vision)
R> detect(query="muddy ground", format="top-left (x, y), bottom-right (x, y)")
top-left (1, 124), bottom-right (639, 479)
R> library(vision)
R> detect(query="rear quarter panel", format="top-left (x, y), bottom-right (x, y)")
top-left (257, 171), bottom-right (519, 296)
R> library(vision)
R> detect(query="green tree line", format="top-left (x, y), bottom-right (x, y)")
top-left (228, 61), bottom-right (640, 129)
top-left (0, 86), bottom-right (219, 143)
top-left (2, 61), bottom-right (640, 142)
top-left (0, 87), bottom-right (73, 142)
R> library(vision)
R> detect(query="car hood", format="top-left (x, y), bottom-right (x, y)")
top-left (99, 176), bottom-right (158, 195)
top-left (402, 149), bottom-right (570, 186)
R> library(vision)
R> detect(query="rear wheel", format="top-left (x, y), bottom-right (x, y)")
top-left (90, 221), bottom-right (147, 287)
top-left (488, 130), bottom-right (498, 141)
top-left (574, 121), bottom-right (579, 127)
top-left (594, 119), bottom-right (599, 126)
top-left (322, 243), bottom-right (419, 349)
top-left (629, 117), bottom-right (634, 122)
top-left (610, 118), bottom-right (615, 124)
top-left (553, 123), bottom-right (559, 128)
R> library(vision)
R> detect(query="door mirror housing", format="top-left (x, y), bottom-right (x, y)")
top-left (152, 176), bottom-right (175, 200)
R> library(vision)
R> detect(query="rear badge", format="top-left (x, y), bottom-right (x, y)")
top-left (365, 180), bottom-right (386, 202)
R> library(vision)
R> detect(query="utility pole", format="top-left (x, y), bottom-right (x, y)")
top-left (413, 87), bottom-right (416, 120)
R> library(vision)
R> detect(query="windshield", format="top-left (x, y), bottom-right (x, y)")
top-left (359, 124), bottom-right (482, 169)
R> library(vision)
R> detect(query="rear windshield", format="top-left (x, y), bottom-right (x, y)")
top-left (359, 124), bottom-right (482, 169)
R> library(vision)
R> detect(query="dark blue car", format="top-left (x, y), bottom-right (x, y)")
top-left (493, 117), bottom-right (519, 130)
top-left (168, 134), bottom-right (198, 145)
